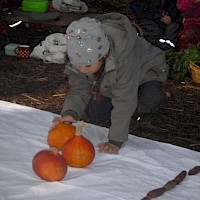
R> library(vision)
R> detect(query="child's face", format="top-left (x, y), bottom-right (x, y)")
top-left (75, 59), bottom-right (104, 75)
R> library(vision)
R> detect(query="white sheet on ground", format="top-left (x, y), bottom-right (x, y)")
top-left (0, 100), bottom-right (199, 200)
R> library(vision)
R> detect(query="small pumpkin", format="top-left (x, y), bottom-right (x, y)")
top-left (32, 147), bottom-right (67, 181)
top-left (47, 121), bottom-right (76, 150)
top-left (61, 121), bottom-right (95, 168)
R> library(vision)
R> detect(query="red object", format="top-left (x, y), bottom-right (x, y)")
top-left (32, 148), bottom-right (68, 181)
top-left (177, 0), bottom-right (200, 50)
top-left (15, 45), bottom-right (31, 59)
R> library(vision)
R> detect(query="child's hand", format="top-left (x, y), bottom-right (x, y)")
top-left (97, 142), bottom-right (119, 154)
top-left (49, 116), bottom-right (77, 132)
top-left (161, 15), bottom-right (172, 25)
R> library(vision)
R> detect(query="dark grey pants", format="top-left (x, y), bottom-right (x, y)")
top-left (85, 81), bottom-right (164, 124)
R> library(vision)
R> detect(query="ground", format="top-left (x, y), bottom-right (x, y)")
top-left (1, 52), bottom-right (200, 152)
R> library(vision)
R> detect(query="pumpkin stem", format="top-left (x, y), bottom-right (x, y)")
top-left (50, 147), bottom-right (59, 155)
top-left (76, 120), bottom-right (84, 136)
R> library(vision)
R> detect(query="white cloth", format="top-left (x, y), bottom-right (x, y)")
top-left (0, 100), bottom-right (200, 200)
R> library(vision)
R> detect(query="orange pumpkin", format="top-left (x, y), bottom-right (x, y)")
top-left (32, 147), bottom-right (67, 181)
top-left (47, 121), bottom-right (76, 150)
top-left (61, 121), bottom-right (95, 168)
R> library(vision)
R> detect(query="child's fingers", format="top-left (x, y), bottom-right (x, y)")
top-left (97, 142), bottom-right (119, 154)
top-left (52, 117), bottom-right (62, 123)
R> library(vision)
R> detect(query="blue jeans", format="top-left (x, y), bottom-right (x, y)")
top-left (85, 81), bottom-right (164, 123)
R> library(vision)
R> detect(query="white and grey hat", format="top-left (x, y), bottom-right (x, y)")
top-left (66, 17), bottom-right (110, 66)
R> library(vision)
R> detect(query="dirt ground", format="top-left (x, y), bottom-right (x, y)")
top-left (1, 52), bottom-right (200, 152)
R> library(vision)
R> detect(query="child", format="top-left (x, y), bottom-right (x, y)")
top-left (130, 0), bottom-right (182, 50)
top-left (57, 13), bottom-right (169, 154)
top-left (177, 0), bottom-right (200, 50)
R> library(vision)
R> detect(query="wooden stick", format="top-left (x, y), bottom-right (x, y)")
top-left (53, 93), bottom-right (66, 97)
top-left (21, 93), bottom-right (44, 103)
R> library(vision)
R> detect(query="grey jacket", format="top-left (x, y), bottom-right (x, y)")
top-left (61, 13), bottom-right (169, 143)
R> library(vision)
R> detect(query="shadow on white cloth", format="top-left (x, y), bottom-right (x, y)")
top-left (0, 100), bottom-right (199, 200)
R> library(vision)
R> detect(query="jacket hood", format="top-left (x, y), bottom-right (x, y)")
top-left (96, 13), bottom-right (137, 60)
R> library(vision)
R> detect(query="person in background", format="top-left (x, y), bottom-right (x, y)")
top-left (55, 13), bottom-right (169, 154)
top-left (130, 0), bottom-right (183, 51)
top-left (177, 0), bottom-right (200, 51)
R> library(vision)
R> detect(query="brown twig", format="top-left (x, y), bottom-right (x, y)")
top-left (189, 143), bottom-right (200, 147)
top-left (21, 93), bottom-right (44, 103)
top-left (160, 107), bottom-right (184, 112)
top-left (53, 93), bottom-right (66, 97)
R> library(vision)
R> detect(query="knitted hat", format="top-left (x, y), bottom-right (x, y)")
top-left (66, 17), bottom-right (110, 66)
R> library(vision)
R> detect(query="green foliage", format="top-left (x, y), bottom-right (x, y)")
top-left (166, 44), bottom-right (200, 81)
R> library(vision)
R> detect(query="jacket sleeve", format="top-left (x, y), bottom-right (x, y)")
top-left (61, 68), bottom-right (92, 119)
top-left (108, 58), bottom-right (140, 143)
